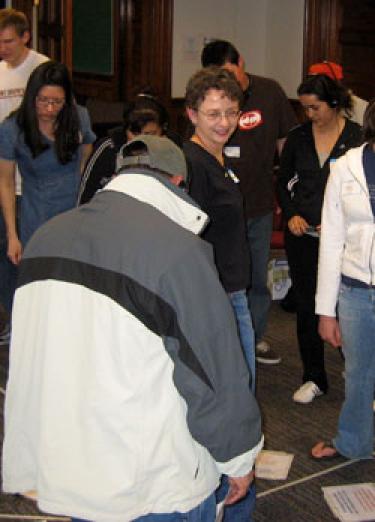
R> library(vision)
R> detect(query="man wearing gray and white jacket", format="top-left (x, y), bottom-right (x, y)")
top-left (2, 135), bottom-right (263, 522)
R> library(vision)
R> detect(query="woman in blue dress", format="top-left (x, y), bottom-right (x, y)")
top-left (0, 60), bottom-right (95, 264)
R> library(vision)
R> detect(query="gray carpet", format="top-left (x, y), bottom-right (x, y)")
top-left (0, 301), bottom-right (373, 521)
top-left (254, 302), bottom-right (375, 521)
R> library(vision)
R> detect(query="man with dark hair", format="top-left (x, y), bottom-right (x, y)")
top-left (0, 8), bottom-right (48, 344)
top-left (3, 135), bottom-right (263, 522)
top-left (202, 40), bottom-right (296, 366)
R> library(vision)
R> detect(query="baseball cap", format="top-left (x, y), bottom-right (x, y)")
top-left (117, 135), bottom-right (187, 181)
top-left (308, 61), bottom-right (344, 81)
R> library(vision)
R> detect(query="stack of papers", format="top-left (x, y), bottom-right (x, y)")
top-left (322, 483), bottom-right (375, 521)
top-left (255, 450), bottom-right (294, 480)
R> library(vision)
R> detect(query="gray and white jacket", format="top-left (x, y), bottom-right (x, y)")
top-left (3, 167), bottom-right (262, 522)
top-left (316, 144), bottom-right (375, 316)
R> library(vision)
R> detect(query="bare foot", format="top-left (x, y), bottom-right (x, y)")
top-left (311, 441), bottom-right (340, 460)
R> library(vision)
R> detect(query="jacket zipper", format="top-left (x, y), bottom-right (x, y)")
top-left (348, 160), bottom-right (374, 286)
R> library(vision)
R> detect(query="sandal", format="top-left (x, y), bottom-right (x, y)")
top-left (310, 441), bottom-right (341, 460)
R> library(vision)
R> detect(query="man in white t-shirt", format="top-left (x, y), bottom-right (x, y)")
top-left (0, 8), bottom-right (49, 344)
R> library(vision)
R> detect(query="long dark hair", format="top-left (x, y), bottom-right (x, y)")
top-left (16, 61), bottom-right (80, 164)
top-left (297, 74), bottom-right (353, 116)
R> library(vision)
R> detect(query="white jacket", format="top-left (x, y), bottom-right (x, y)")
top-left (3, 169), bottom-right (263, 521)
top-left (316, 144), bottom-right (375, 316)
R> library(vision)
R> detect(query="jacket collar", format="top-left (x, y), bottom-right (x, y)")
top-left (103, 168), bottom-right (209, 235)
top-left (344, 143), bottom-right (369, 195)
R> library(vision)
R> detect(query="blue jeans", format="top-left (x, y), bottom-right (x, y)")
top-left (215, 475), bottom-right (256, 522)
top-left (228, 289), bottom-right (256, 392)
top-left (0, 198), bottom-right (19, 317)
top-left (246, 213), bottom-right (273, 343)
top-left (71, 492), bottom-right (216, 522)
top-left (333, 283), bottom-right (375, 459)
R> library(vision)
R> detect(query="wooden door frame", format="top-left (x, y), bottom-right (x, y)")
top-left (303, 0), bottom-right (343, 74)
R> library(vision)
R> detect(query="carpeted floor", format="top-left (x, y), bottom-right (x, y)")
top-left (0, 301), bottom-right (373, 521)
top-left (254, 302), bottom-right (375, 521)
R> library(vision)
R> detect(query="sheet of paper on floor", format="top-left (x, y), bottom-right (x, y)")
top-left (255, 450), bottom-right (294, 480)
top-left (322, 483), bottom-right (375, 522)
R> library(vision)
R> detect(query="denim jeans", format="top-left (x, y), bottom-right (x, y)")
top-left (246, 213), bottom-right (273, 343)
top-left (215, 475), bottom-right (256, 522)
top-left (71, 492), bottom-right (216, 521)
top-left (228, 289), bottom-right (256, 392)
top-left (333, 283), bottom-right (375, 459)
top-left (0, 198), bottom-right (20, 317)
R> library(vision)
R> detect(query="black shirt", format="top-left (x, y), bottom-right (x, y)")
top-left (184, 140), bottom-right (250, 292)
top-left (277, 119), bottom-right (363, 226)
top-left (224, 74), bottom-right (296, 218)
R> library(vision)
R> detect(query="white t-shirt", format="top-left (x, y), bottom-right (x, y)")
top-left (350, 94), bottom-right (368, 126)
top-left (0, 49), bottom-right (49, 194)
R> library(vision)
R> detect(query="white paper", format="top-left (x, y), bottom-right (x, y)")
top-left (255, 450), bottom-right (294, 480)
top-left (322, 483), bottom-right (375, 522)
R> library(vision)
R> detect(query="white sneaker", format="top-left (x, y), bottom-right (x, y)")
top-left (293, 381), bottom-right (323, 404)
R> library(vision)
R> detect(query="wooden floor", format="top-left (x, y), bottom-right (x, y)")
top-left (0, 301), bottom-right (373, 521)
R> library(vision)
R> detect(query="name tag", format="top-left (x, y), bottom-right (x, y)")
top-left (224, 146), bottom-right (240, 158)
top-left (342, 181), bottom-right (360, 196)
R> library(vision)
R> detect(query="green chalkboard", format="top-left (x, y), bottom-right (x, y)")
top-left (73, 0), bottom-right (113, 75)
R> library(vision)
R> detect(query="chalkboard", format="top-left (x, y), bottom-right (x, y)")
top-left (73, 0), bottom-right (113, 75)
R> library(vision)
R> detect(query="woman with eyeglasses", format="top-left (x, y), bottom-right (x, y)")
top-left (0, 60), bottom-right (95, 265)
top-left (184, 66), bottom-right (258, 522)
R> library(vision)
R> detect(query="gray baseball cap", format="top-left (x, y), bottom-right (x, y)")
top-left (117, 135), bottom-right (187, 181)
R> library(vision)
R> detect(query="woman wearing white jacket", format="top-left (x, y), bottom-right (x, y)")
top-left (312, 100), bottom-right (375, 460)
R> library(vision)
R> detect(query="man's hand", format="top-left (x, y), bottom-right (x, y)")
top-left (287, 215), bottom-right (309, 236)
top-left (225, 470), bottom-right (254, 505)
top-left (318, 315), bottom-right (342, 347)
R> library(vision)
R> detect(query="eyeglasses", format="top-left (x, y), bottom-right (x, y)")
top-left (198, 109), bottom-right (240, 122)
top-left (36, 96), bottom-right (65, 108)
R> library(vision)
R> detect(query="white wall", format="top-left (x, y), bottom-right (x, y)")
top-left (265, 0), bottom-right (304, 97)
top-left (172, 0), bottom-right (304, 98)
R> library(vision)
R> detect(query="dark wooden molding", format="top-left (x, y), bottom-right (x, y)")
top-left (62, 0), bottom-right (73, 71)
top-left (303, 0), bottom-right (343, 75)
top-left (122, 0), bottom-right (173, 102)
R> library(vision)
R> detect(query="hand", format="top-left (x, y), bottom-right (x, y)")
top-left (7, 235), bottom-right (22, 265)
top-left (288, 215), bottom-right (309, 236)
top-left (225, 470), bottom-right (254, 505)
top-left (318, 315), bottom-right (342, 347)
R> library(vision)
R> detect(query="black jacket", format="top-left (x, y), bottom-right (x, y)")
top-left (277, 119), bottom-right (362, 226)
